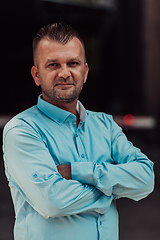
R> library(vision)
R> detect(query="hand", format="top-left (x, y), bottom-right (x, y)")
top-left (57, 164), bottom-right (72, 180)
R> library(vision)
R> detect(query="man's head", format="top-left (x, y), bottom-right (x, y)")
top-left (32, 23), bottom-right (86, 67)
top-left (31, 23), bottom-right (89, 107)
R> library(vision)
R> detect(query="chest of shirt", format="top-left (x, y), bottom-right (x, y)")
top-left (37, 117), bottom-right (114, 166)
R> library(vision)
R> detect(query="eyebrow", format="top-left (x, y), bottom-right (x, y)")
top-left (70, 56), bottom-right (82, 62)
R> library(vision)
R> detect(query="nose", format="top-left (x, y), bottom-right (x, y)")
top-left (58, 65), bottom-right (71, 79)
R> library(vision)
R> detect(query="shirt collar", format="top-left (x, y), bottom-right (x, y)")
top-left (37, 95), bottom-right (87, 125)
top-left (76, 100), bottom-right (87, 122)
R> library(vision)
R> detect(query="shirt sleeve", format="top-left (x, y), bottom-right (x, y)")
top-left (3, 122), bottom-right (112, 219)
top-left (71, 117), bottom-right (154, 201)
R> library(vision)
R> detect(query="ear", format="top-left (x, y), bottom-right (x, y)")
top-left (31, 66), bottom-right (40, 86)
top-left (84, 63), bottom-right (89, 84)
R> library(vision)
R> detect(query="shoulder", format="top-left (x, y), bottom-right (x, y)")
top-left (86, 110), bottom-right (121, 132)
top-left (3, 106), bottom-right (40, 137)
top-left (86, 110), bottom-right (125, 145)
top-left (86, 110), bottom-right (113, 124)
top-left (86, 109), bottom-right (123, 133)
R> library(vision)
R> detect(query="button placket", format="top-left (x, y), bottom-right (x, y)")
top-left (74, 131), bottom-right (87, 159)
top-left (68, 120), bottom-right (76, 134)
top-left (68, 117), bottom-right (87, 159)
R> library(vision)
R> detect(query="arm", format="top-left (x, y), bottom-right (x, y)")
top-left (71, 118), bottom-right (154, 201)
top-left (3, 123), bottom-right (111, 219)
top-left (57, 164), bottom-right (71, 180)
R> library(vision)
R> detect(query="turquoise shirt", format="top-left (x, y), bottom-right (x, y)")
top-left (3, 95), bottom-right (154, 240)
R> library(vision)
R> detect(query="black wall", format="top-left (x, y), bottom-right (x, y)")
top-left (1, 0), bottom-right (145, 116)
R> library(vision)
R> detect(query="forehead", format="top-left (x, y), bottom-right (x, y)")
top-left (37, 37), bottom-right (85, 62)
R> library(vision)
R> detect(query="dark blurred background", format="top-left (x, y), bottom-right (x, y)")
top-left (1, 0), bottom-right (160, 239)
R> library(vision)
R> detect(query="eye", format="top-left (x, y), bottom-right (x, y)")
top-left (48, 63), bottom-right (59, 68)
top-left (68, 62), bottom-right (79, 67)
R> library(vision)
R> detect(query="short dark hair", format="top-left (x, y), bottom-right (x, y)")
top-left (32, 23), bottom-right (86, 65)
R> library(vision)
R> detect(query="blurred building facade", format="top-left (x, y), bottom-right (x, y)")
top-left (143, 0), bottom-right (160, 119)
top-left (1, 0), bottom-right (160, 140)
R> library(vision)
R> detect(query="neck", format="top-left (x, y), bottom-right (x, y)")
top-left (42, 95), bottom-right (80, 125)
top-left (41, 93), bottom-right (78, 115)
top-left (52, 100), bottom-right (80, 127)
top-left (53, 100), bottom-right (78, 116)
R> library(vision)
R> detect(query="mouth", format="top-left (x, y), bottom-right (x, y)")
top-left (55, 83), bottom-right (74, 89)
top-left (56, 83), bottom-right (72, 85)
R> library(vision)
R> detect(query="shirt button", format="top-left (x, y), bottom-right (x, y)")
top-left (81, 154), bottom-right (85, 158)
top-left (58, 118), bottom-right (61, 123)
top-left (75, 134), bottom-right (78, 137)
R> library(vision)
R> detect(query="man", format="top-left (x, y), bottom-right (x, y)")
top-left (3, 23), bottom-right (154, 240)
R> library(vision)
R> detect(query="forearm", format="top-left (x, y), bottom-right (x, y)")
top-left (7, 161), bottom-right (111, 218)
top-left (71, 155), bottom-right (154, 201)
top-left (4, 126), bottom-right (111, 219)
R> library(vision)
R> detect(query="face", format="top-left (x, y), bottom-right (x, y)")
top-left (31, 37), bottom-right (89, 106)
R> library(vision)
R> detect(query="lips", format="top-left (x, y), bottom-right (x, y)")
top-left (55, 83), bottom-right (74, 90)
top-left (56, 83), bottom-right (72, 85)
top-left (55, 82), bottom-right (74, 87)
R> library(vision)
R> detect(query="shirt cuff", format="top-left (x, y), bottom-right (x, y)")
top-left (71, 162), bottom-right (95, 186)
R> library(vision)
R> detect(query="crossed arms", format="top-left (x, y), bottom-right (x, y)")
top-left (3, 121), bottom-right (154, 219)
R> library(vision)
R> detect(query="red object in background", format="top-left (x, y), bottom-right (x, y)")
top-left (123, 114), bottom-right (135, 125)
